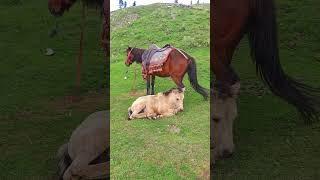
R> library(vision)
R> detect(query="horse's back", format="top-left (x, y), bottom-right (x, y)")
top-left (68, 111), bottom-right (109, 159)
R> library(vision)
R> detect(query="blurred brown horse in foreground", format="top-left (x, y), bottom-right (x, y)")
top-left (212, 0), bottom-right (320, 164)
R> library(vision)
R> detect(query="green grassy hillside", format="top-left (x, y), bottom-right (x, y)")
top-left (110, 3), bottom-right (210, 179)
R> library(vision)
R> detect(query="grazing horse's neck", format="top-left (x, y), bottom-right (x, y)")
top-left (132, 48), bottom-right (145, 64)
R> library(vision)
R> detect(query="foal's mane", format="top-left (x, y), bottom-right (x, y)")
top-left (163, 88), bottom-right (182, 96)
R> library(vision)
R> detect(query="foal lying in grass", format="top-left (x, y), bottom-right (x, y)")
top-left (128, 88), bottom-right (184, 120)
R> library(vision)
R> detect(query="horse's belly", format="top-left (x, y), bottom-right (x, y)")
top-left (153, 72), bottom-right (170, 77)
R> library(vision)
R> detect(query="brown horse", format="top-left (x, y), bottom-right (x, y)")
top-left (212, 0), bottom-right (320, 162)
top-left (125, 45), bottom-right (209, 100)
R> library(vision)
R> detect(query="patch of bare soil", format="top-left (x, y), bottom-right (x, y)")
top-left (197, 166), bottom-right (210, 180)
top-left (111, 13), bottom-right (139, 30)
top-left (167, 124), bottom-right (181, 134)
top-left (47, 90), bottom-right (107, 113)
top-left (8, 90), bottom-right (107, 121)
top-left (128, 89), bottom-right (145, 97)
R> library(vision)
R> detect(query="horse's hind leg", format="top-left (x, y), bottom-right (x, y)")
top-left (151, 75), bottom-right (155, 95)
top-left (171, 75), bottom-right (185, 92)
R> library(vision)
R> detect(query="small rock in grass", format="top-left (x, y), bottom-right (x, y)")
top-left (168, 124), bottom-right (180, 134)
top-left (45, 48), bottom-right (55, 56)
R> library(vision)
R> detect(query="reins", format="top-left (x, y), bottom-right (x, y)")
top-left (126, 48), bottom-right (134, 64)
top-left (124, 47), bottom-right (137, 92)
top-left (131, 65), bottom-right (137, 92)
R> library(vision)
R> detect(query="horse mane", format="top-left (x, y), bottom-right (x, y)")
top-left (163, 88), bottom-right (181, 96)
top-left (131, 48), bottom-right (145, 63)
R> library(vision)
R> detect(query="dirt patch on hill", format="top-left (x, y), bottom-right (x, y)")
top-left (111, 12), bottom-right (140, 30)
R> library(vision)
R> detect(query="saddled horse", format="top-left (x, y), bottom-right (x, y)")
top-left (125, 45), bottom-right (209, 100)
top-left (212, 0), bottom-right (320, 163)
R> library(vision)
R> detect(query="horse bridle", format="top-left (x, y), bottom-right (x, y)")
top-left (126, 48), bottom-right (134, 65)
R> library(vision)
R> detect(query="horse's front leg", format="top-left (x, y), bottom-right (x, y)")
top-left (151, 75), bottom-right (155, 95)
top-left (159, 110), bottom-right (176, 118)
top-left (79, 162), bottom-right (109, 179)
top-left (146, 75), bottom-right (151, 95)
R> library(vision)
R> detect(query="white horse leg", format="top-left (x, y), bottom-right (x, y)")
top-left (129, 105), bottom-right (147, 119)
top-left (130, 111), bottom-right (147, 119)
top-left (63, 155), bottom-right (89, 180)
top-left (79, 162), bottom-right (109, 179)
top-left (63, 159), bottom-right (109, 180)
top-left (159, 111), bottom-right (176, 118)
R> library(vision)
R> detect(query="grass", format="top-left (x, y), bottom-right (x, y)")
top-left (0, 0), bottom-right (106, 178)
top-left (213, 0), bottom-right (320, 178)
top-left (110, 3), bottom-right (210, 179)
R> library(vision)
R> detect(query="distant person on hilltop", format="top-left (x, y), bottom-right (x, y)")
top-left (133, 1), bottom-right (136, 6)
top-left (119, 0), bottom-right (123, 9)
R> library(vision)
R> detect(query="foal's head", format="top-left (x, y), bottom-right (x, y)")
top-left (48, 0), bottom-right (76, 16)
top-left (163, 88), bottom-right (185, 111)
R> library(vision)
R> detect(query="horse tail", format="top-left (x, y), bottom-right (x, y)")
top-left (57, 143), bottom-right (72, 180)
top-left (248, 0), bottom-right (320, 122)
top-left (179, 50), bottom-right (209, 100)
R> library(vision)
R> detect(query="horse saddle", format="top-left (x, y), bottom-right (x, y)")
top-left (141, 44), bottom-right (174, 79)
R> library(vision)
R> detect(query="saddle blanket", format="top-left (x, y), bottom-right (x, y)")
top-left (141, 44), bottom-right (174, 79)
